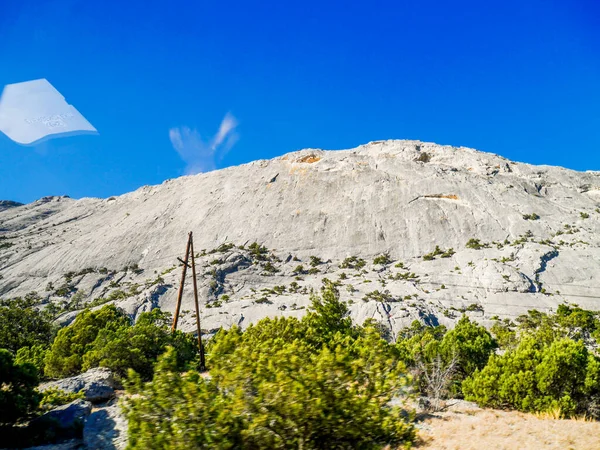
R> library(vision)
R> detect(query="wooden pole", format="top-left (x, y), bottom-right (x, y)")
top-left (171, 232), bottom-right (192, 333)
top-left (189, 234), bottom-right (206, 371)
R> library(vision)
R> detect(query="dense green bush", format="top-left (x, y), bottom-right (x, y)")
top-left (393, 306), bottom-right (600, 417)
top-left (0, 296), bottom-right (54, 353)
top-left (123, 286), bottom-right (416, 449)
top-left (82, 308), bottom-right (197, 379)
top-left (15, 344), bottom-right (48, 378)
top-left (440, 316), bottom-right (497, 381)
top-left (0, 349), bottom-right (40, 425)
top-left (396, 317), bottom-right (496, 398)
top-left (45, 305), bottom-right (197, 380)
top-left (44, 305), bottom-right (130, 378)
top-left (463, 335), bottom-right (600, 418)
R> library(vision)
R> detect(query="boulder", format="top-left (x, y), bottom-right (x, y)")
top-left (39, 367), bottom-right (116, 403)
top-left (83, 401), bottom-right (128, 450)
top-left (35, 399), bottom-right (92, 430)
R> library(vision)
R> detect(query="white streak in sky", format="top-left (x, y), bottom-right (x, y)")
top-left (169, 112), bottom-right (238, 175)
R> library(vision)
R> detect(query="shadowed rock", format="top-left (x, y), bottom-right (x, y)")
top-left (39, 368), bottom-right (116, 403)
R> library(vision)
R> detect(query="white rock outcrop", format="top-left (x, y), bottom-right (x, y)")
top-left (1, 140), bottom-right (600, 336)
top-left (39, 367), bottom-right (116, 403)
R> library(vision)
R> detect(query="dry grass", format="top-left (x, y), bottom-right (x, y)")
top-left (417, 406), bottom-right (600, 450)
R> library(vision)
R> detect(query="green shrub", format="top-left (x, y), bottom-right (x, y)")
top-left (293, 264), bottom-right (306, 275)
top-left (440, 248), bottom-right (455, 258)
top-left (463, 335), bottom-right (600, 418)
top-left (362, 290), bottom-right (394, 303)
top-left (0, 297), bottom-right (54, 353)
top-left (440, 316), bottom-right (497, 383)
top-left (211, 243), bottom-right (235, 253)
top-left (423, 246), bottom-right (455, 260)
top-left (15, 344), bottom-right (48, 379)
top-left (107, 289), bottom-right (129, 301)
top-left (261, 261), bottom-right (280, 274)
top-left (248, 242), bottom-right (269, 261)
top-left (206, 300), bottom-right (222, 308)
top-left (81, 309), bottom-right (197, 380)
top-left (0, 349), bottom-right (40, 425)
top-left (466, 238), bottom-right (488, 250)
top-left (396, 317), bottom-right (496, 398)
top-left (389, 271), bottom-right (419, 281)
top-left (490, 319), bottom-right (517, 349)
top-left (39, 387), bottom-right (84, 411)
top-left (123, 286), bottom-right (416, 449)
top-left (44, 305), bottom-right (129, 379)
top-left (373, 253), bottom-right (392, 265)
top-left (415, 152), bottom-right (431, 163)
top-left (86, 296), bottom-right (113, 309)
top-left (523, 213), bottom-right (540, 220)
top-left (0, 239), bottom-right (14, 250)
top-left (309, 256), bottom-right (323, 267)
top-left (340, 256), bottom-right (366, 270)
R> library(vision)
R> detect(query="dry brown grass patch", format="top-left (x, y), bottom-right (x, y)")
top-left (417, 408), bottom-right (600, 449)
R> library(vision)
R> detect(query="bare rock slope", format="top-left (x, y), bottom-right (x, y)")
top-left (2, 140), bottom-right (600, 337)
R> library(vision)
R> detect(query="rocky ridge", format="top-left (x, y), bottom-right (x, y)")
top-left (1, 140), bottom-right (600, 337)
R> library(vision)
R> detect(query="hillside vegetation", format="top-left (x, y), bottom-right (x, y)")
top-left (1, 284), bottom-right (600, 448)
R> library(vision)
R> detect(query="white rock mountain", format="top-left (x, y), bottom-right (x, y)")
top-left (2, 140), bottom-right (600, 337)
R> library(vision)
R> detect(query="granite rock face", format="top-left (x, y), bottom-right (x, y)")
top-left (39, 367), bottom-right (116, 403)
top-left (34, 399), bottom-right (92, 430)
top-left (0, 200), bottom-right (23, 212)
top-left (83, 401), bottom-right (128, 450)
top-left (1, 140), bottom-right (600, 337)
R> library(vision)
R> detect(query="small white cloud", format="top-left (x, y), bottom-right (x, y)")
top-left (169, 112), bottom-right (238, 175)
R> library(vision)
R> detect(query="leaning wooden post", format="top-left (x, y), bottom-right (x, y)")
top-left (172, 232), bottom-right (192, 332)
top-left (189, 234), bottom-right (206, 371)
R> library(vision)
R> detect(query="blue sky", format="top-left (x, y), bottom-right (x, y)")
top-left (1, 0), bottom-right (599, 204)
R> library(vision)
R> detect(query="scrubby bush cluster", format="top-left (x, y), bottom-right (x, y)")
top-left (395, 305), bottom-right (600, 419)
top-left (422, 246), bottom-right (455, 260)
top-left (396, 317), bottom-right (496, 402)
top-left (123, 286), bottom-right (417, 449)
top-left (0, 349), bottom-right (40, 425)
top-left (0, 300), bottom-right (198, 431)
top-left (463, 305), bottom-right (600, 418)
top-left (340, 255), bottom-right (366, 270)
top-left (0, 296), bottom-right (54, 354)
top-left (44, 305), bottom-right (197, 380)
top-left (462, 335), bottom-right (600, 417)
top-left (373, 253), bottom-right (392, 265)
top-left (2, 278), bottom-right (600, 448)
